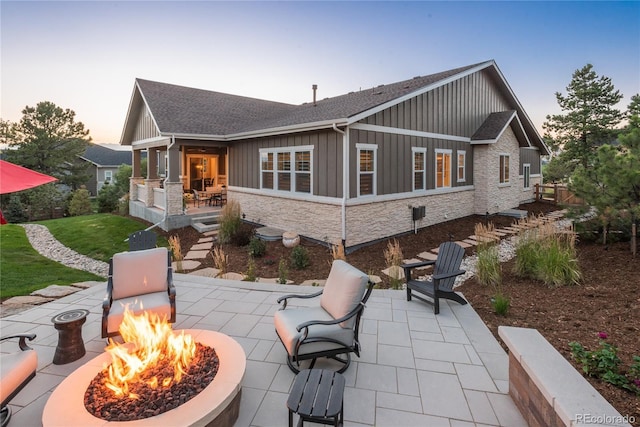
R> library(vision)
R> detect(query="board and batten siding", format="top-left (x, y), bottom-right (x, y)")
top-left (519, 148), bottom-right (541, 175)
top-left (228, 129), bottom-right (343, 198)
top-left (132, 107), bottom-right (160, 141)
top-left (349, 129), bottom-right (472, 197)
top-left (360, 69), bottom-right (511, 138)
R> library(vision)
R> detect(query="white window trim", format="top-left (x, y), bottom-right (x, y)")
top-left (357, 143), bottom-right (377, 197)
top-left (259, 145), bottom-right (314, 194)
top-left (435, 148), bottom-right (452, 189)
top-left (457, 150), bottom-right (466, 183)
top-left (412, 147), bottom-right (427, 191)
top-left (499, 153), bottom-right (511, 186)
top-left (104, 170), bottom-right (112, 182)
top-left (523, 163), bottom-right (531, 190)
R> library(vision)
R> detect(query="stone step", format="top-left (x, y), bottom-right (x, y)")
top-left (191, 214), bottom-right (221, 234)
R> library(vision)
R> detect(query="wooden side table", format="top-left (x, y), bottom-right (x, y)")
top-left (287, 369), bottom-right (345, 427)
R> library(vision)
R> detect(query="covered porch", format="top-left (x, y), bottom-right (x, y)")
top-left (128, 138), bottom-right (229, 231)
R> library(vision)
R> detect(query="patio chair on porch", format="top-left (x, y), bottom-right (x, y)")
top-left (402, 241), bottom-right (467, 314)
top-left (274, 260), bottom-right (374, 373)
top-left (1, 333), bottom-right (37, 427)
top-left (192, 189), bottom-right (205, 207)
top-left (102, 247), bottom-right (176, 338)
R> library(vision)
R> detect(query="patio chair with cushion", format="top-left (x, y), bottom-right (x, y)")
top-left (274, 260), bottom-right (374, 373)
top-left (0, 333), bottom-right (37, 427)
top-left (102, 247), bottom-right (176, 338)
top-left (402, 241), bottom-right (467, 314)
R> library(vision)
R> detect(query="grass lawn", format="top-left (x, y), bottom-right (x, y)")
top-left (0, 225), bottom-right (104, 298)
top-left (1, 214), bottom-right (168, 299)
top-left (37, 214), bottom-right (168, 262)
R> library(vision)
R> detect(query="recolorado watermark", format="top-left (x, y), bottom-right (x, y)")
top-left (576, 413), bottom-right (635, 425)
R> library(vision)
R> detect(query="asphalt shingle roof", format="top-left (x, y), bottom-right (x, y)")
top-left (471, 111), bottom-right (517, 141)
top-left (82, 144), bottom-right (132, 166)
top-left (137, 62), bottom-right (483, 136)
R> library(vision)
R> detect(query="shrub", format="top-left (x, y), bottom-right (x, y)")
top-left (330, 242), bottom-right (346, 262)
top-left (68, 187), bottom-right (93, 216)
top-left (384, 239), bottom-right (404, 289)
top-left (218, 200), bottom-right (242, 244)
top-left (168, 235), bottom-right (183, 272)
top-left (244, 257), bottom-right (257, 282)
top-left (248, 236), bottom-right (266, 258)
top-left (476, 242), bottom-right (501, 288)
top-left (210, 246), bottom-right (228, 277)
top-left (97, 182), bottom-right (122, 213)
top-left (514, 222), bottom-right (581, 287)
top-left (278, 258), bottom-right (289, 284)
top-left (491, 293), bottom-right (510, 316)
top-left (230, 222), bottom-right (254, 246)
top-left (290, 246), bottom-right (310, 270)
top-left (3, 194), bottom-right (27, 223)
top-left (569, 333), bottom-right (640, 396)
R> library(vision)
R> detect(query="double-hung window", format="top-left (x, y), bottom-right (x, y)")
top-left (412, 147), bottom-right (426, 191)
top-left (260, 146), bottom-right (313, 194)
top-left (357, 143), bottom-right (377, 196)
top-left (105, 170), bottom-right (112, 182)
top-left (457, 150), bottom-right (466, 182)
top-left (435, 149), bottom-right (452, 189)
top-left (499, 154), bottom-right (510, 184)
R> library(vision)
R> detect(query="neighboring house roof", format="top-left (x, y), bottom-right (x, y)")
top-left (80, 144), bottom-right (132, 167)
top-left (121, 60), bottom-right (549, 154)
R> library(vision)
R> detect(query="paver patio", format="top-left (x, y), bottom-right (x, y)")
top-left (0, 274), bottom-right (527, 426)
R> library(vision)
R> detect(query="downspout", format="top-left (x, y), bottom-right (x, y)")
top-left (333, 123), bottom-right (348, 246)
top-left (145, 135), bottom-right (176, 232)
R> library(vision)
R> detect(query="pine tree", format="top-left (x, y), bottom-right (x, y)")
top-left (543, 64), bottom-right (623, 176)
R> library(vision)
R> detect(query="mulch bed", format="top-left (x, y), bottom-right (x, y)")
top-left (164, 201), bottom-right (639, 423)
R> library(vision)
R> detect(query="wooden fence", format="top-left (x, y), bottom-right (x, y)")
top-left (534, 184), bottom-right (585, 206)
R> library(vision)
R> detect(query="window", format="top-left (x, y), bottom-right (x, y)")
top-left (357, 143), bottom-right (377, 196)
top-left (523, 163), bottom-right (531, 189)
top-left (500, 154), bottom-right (510, 184)
top-left (260, 147), bottom-right (313, 194)
top-left (105, 170), bottom-right (112, 182)
top-left (295, 151), bottom-right (311, 193)
top-left (412, 147), bottom-right (426, 191)
top-left (457, 150), bottom-right (466, 182)
top-left (435, 149), bottom-right (452, 188)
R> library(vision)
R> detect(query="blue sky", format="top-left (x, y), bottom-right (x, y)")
top-left (1, 1), bottom-right (639, 144)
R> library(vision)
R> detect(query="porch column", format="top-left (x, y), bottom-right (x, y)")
top-left (132, 149), bottom-right (142, 178)
top-left (147, 148), bottom-right (158, 180)
top-left (143, 179), bottom-right (161, 206)
top-left (165, 144), bottom-right (184, 215)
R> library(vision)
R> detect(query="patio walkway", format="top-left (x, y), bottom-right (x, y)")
top-left (1, 274), bottom-right (527, 427)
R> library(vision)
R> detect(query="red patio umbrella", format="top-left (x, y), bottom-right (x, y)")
top-left (0, 160), bottom-right (58, 224)
top-left (0, 160), bottom-right (58, 194)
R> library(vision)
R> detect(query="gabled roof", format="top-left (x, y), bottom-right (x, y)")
top-left (470, 111), bottom-right (532, 148)
top-left (80, 143), bottom-right (132, 167)
top-left (120, 60), bottom-right (549, 154)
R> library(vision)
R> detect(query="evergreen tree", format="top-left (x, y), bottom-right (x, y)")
top-left (3, 101), bottom-right (91, 189)
top-left (543, 64), bottom-right (623, 176)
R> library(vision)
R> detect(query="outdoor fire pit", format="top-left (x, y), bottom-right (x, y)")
top-left (42, 329), bottom-right (245, 427)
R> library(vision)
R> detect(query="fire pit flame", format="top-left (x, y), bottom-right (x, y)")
top-left (104, 307), bottom-right (196, 399)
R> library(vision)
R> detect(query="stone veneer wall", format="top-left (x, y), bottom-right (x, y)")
top-left (473, 126), bottom-right (529, 215)
top-left (345, 189), bottom-right (475, 247)
top-left (231, 190), bottom-right (344, 245)
top-left (231, 188), bottom-right (475, 248)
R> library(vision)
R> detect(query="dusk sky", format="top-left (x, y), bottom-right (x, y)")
top-left (1, 1), bottom-right (639, 145)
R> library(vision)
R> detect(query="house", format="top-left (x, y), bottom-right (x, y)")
top-left (78, 144), bottom-right (135, 195)
top-left (120, 60), bottom-right (550, 249)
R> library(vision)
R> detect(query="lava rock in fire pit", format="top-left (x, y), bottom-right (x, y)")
top-left (84, 343), bottom-right (219, 421)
